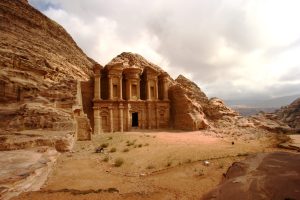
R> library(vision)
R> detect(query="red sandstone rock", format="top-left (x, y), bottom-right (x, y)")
top-left (202, 152), bottom-right (300, 200)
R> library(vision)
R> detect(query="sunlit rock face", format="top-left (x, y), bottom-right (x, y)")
top-left (0, 0), bottom-right (95, 148)
top-left (275, 98), bottom-right (300, 131)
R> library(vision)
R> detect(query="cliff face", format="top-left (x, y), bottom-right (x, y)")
top-left (0, 1), bottom-right (97, 198)
top-left (169, 75), bottom-right (238, 130)
top-left (276, 98), bottom-right (300, 131)
top-left (0, 0), bottom-right (95, 147)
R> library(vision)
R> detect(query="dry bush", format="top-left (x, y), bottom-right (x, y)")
top-left (114, 158), bottom-right (124, 167)
top-left (110, 147), bottom-right (117, 153)
top-left (101, 143), bottom-right (109, 148)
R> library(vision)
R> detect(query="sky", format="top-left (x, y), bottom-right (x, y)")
top-left (29, 0), bottom-right (300, 104)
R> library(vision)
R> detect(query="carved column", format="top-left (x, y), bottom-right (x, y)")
top-left (137, 80), bottom-right (141, 100)
top-left (94, 109), bottom-right (102, 134)
top-left (146, 80), bottom-right (151, 100)
top-left (119, 104), bottom-right (124, 132)
top-left (147, 103), bottom-right (151, 129)
top-left (94, 74), bottom-right (101, 100)
top-left (155, 78), bottom-right (158, 100)
top-left (127, 104), bottom-right (131, 131)
top-left (109, 107), bottom-right (113, 133)
top-left (126, 79), bottom-right (130, 100)
top-left (119, 76), bottom-right (123, 100)
top-left (156, 105), bottom-right (159, 128)
top-left (163, 79), bottom-right (169, 100)
top-left (108, 76), bottom-right (113, 100)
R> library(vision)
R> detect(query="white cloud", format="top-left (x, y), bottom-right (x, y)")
top-left (30, 0), bottom-right (300, 103)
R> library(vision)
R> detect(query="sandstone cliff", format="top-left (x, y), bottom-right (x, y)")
top-left (169, 74), bottom-right (238, 130)
top-left (0, 0), bottom-right (95, 149)
top-left (275, 98), bottom-right (300, 131)
top-left (0, 1), bottom-right (96, 198)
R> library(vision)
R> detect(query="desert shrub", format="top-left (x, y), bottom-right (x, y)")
top-left (138, 144), bottom-right (143, 148)
top-left (219, 163), bottom-right (224, 169)
top-left (126, 140), bottom-right (135, 146)
top-left (114, 158), bottom-right (124, 167)
top-left (100, 143), bottom-right (109, 148)
top-left (185, 159), bottom-right (192, 163)
top-left (107, 136), bottom-right (113, 140)
top-left (166, 161), bottom-right (172, 167)
top-left (146, 164), bottom-right (155, 169)
top-left (237, 153), bottom-right (249, 157)
top-left (103, 156), bottom-right (109, 162)
top-left (123, 148), bottom-right (129, 152)
top-left (110, 147), bottom-right (117, 153)
top-left (198, 169), bottom-right (204, 176)
top-left (144, 143), bottom-right (149, 146)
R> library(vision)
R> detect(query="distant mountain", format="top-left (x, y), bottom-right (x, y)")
top-left (226, 94), bottom-right (300, 108)
top-left (226, 94), bottom-right (300, 116)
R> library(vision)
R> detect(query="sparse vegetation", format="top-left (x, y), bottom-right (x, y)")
top-left (144, 143), bottom-right (149, 146)
top-left (146, 164), bottom-right (155, 169)
top-left (107, 136), bottom-right (113, 140)
top-left (198, 169), bottom-right (204, 176)
top-left (110, 147), bottom-right (117, 153)
top-left (185, 159), bottom-right (192, 163)
top-left (166, 161), bottom-right (172, 167)
top-left (114, 158), bottom-right (124, 167)
top-left (219, 163), bottom-right (224, 169)
top-left (103, 156), bottom-right (109, 162)
top-left (138, 144), bottom-right (143, 148)
top-left (126, 140), bottom-right (136, 146)
top-left (100, 143), bottom-right (109, 148)
top-left (123, 148), bottom-right (129, 152)
top-left (237, 153), bottom-right (249, 157)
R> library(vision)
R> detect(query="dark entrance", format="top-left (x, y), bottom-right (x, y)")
top-left (132, 112), bottom-right (138, 127)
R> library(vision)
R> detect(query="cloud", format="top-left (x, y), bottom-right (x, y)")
top-left (29, 0), bottom-right (300, 104)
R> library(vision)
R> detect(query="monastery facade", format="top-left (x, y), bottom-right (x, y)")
top-left (93, 63), bottom-right (170, 133)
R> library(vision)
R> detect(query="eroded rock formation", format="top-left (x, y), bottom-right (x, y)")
top-left (275, 98), bottom-right (300, 131)
top-left (0, 0), bottom-right (95, 147)
top-left (0, 1), bottom-right (95, 198)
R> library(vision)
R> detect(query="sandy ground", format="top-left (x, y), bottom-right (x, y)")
top-left (12, 130), bottom-right (281, 200)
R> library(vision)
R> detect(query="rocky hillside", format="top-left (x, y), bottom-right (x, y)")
top-left (0, 1), bottom-right (96, 198)
top-left (0, 0), bottom-right (95, 149)
top-left (169, 75), bottom-right (238, 130)
top-left (275, 98), bottom-right (300, 131)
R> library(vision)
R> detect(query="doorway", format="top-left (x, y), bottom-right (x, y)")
top-left (132, 112), bottom-right (138, 127)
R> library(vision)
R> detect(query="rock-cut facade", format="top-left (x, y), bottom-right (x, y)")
top-left (93, 62), bottom-right (170, 133)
